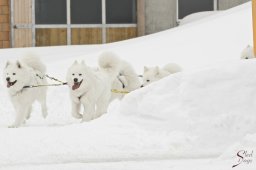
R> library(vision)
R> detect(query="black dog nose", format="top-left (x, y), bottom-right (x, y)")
top-left (6, 77), bottom-right (10, 82)
top-left (74, 78), bottom-right (78, 82)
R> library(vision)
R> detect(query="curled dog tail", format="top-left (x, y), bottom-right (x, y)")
top-left (20, 52), bottom-right (46, 73)
top-left (163, 63), bottom-right (182, 74)
top-left (98, 52), bottom-right (120, 81)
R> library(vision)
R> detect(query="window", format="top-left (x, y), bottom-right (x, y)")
top-left (106, 0), bottom-right (137, 24)
top-left (35, 0), bottom-right (67, 24)
top-left (178, 0), bottom-right (215, 19)
top-left (33, 0), bottom-right (138, 46)
top-left (71, 0), bottom-right (102, 24)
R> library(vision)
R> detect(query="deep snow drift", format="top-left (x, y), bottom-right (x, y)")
top-left (0, 2), bottom-right (255, 170)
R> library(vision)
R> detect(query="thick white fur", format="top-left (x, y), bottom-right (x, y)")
top-left (241, 45), bottom-right (255, 59)
top-left (66, 52), bottom-right (120, 121)
top-left (111, 60), bottom-right (141, 101)
top-left (142, 63), bottom-right (182, 86)
top-left (4, 54), bottom-right (48, 128)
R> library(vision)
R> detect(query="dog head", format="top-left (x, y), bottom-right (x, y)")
top-left (66, 60), bottom-right (90, 91)
top-left (4, 60), bottom-right (30, 93)
top-left (141, 66), bottom-right (160, 87)
top-left (241, 45), bottom-right (254, 60)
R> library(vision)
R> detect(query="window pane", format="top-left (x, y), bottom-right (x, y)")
top-left (35, 0), bottom-right (67, 24)
top-left (71, 0), bottom-right (102, 24)
top-left (106, 0), bottom-right (137, 24)
top-left (178, 0), bottom-right (213, 19)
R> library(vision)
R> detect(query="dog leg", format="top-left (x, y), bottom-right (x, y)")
top-left (95, 94), bottom-right (110, 119)
top-left (80, 98), bottom-right (94, 122)
top-left (38, 90), bottom-right (48, 119)
top-left (40, 100), bottom-right (48, 119)
top-left (9, 106), bottom-right (28, 128)
top-left (71, 101), bottom-right (82, 119)
top-left (26, 105), bottom-right (32, 120)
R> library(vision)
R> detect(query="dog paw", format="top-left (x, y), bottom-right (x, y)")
top-left (93, 113), bottom-right (102, 119)
top-left (72, 113), bottom-right (83, 119)
top-left (82, 114), bottom-right (93, 122)
top-left (8, 125), bottom-right (19, 128)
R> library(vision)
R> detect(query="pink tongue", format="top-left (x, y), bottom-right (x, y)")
top-left (72, 83), bottom-right (79, 90)
top-left (7, 83), bottom-right (11, 88)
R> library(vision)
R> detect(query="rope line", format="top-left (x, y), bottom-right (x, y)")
top-left (24, 73), bottom-right (130, 94)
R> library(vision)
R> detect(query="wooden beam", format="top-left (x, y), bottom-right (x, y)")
top-left (252, 0), bottom-right (256, 57)
top-left (137, 0), bottom-right (145, 36)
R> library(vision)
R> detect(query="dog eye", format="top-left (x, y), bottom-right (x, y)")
top-left (79, 74), bottom-right (82, 76)
top-left (147, 80), bottom-right (150, 82)
top-left (13, 73), bottom-right (16, 75)
top-left (72, 74), bottom-right (75, 76)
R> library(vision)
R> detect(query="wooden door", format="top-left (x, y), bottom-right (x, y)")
top-left (11, 0), bottom-right (33, 47)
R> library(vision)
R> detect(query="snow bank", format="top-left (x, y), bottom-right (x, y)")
top-left (120, 60), bottom-right (256, 156)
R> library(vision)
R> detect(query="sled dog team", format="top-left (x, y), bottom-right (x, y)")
top-left (4, 52), bottom-right (182, 128)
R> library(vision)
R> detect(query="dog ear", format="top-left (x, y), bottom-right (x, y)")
top-left (81, 60), bottom-right (86, 65)
top-left (16, 61), bottom-right (22, 69)
top-left (5, 61), bottom-right (10, 68)
top-left (144, 66), bottom-right (148, 72)
top-left (73, 60), bottom-right (78, 65)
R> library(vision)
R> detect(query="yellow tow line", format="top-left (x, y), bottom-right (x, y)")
top-left (111, 89), bottom-right (130, 94)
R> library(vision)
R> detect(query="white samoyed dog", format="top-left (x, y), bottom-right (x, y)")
top-left (111, 60), bottom-right (141, 101)
top-left (142, 63), bottom-right (182, 87)
top-left (66, 52), bottom-right (120, 121)
top-left (241, 45), bottom-right (255, 59)
top-left (4, 54), bottom-right (48, 128)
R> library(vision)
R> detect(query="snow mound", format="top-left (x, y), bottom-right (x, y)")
top-left (120, 60), bottom-right (256, 156)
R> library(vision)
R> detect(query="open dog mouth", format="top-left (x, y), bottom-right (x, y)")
top-left (72, 80), bottom-right (83, 90)
top-left (7, 80), bottom-right (17, 88)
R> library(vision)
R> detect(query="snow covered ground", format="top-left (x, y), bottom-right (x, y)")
top-left (0, 2), bottom-right (255, 170)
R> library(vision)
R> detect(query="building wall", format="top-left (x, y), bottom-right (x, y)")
top-left (144, 0), bottom-right (250, 35)
top-left (145, 0), bottom-right (177, 35)
top-left (0, 0), bottom-right (10, 48)
top-left (218, 0), bottom-right (250, 10)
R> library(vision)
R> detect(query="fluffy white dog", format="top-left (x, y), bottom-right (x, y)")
top-left (4, 54), bottom-right (48, 128)
top-left (66, 52), bottom-right (120, 121)
top-left (142, 63), bottom-right (182, 87)
top-left (111, 60), bottom-right (141, 101)
top-left (241, 45), bottom-right (255, 59)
